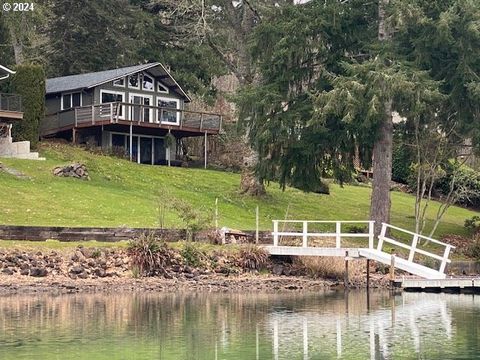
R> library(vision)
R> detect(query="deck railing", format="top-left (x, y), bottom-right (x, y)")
top-left (0, 93), bottom-right (22, 112)
top-left (377, 223), bottom-right (455, 273)
top-left (272, 220), bottom-right (375, 249)
top-left (74, 102), bottom-right (222, 132)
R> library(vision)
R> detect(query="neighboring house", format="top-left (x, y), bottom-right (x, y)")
top-left (0, 65), bottom-right (41, 160)
top-left (43, 63), bottom-right (222, 165)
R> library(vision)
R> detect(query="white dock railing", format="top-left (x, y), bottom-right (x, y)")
top-left (272, 220), bottom-right (375, 249)
top-left (377, 223), bottom-right (455, 274)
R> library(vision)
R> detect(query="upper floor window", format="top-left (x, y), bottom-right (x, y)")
top-left (113, 77), bottom-right (125, 87)
top-left (61, 92), bottom-right (81, 110)
top-left (158, 81), bottom-right (169, 94)
top-left (128, 74), bottom-right (140, 89)
top-left (142, 73), bottom-right (154, 91)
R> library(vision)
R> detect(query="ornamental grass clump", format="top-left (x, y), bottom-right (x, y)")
top-left (127, 232), bottom-right (173, 276)
top-left (238, 244), bottom-right (269, 271)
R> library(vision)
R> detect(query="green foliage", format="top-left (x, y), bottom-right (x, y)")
top-left (127, 232), bottom-right (173, 276)
top-left (168, 198), bottom-right (212, 241)
top-left (467, 235), bottom-right (480, 260)
top-left (11, 64), bottom-right (45, 147)
top-left (464, 216), bottom-right (480, 233)
top-left (435, 162), bottom-right (480, 208)
top-left (180, 242), bottom-right (205, 267)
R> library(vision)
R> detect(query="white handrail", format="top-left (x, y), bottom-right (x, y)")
top-left (271, 220), bottom-right (375, 249)
top-left (378, 223), bottom-right (453, 274)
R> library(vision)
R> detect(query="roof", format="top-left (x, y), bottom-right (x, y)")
top-left (45, 62), bottom-right (191, 102)
top-left (0, 64), bottom-right (15, 81)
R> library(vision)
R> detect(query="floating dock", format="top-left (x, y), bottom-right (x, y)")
top-left (396, 278), bottom-right (480, 293)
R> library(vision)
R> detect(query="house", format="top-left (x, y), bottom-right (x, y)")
top-left (0, 64), bottom-right (42, 160)
top-left (43, 63), bottom-right (222, 166)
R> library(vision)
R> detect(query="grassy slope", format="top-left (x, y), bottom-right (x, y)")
top-left (0, 142), bottom-right (477, 237)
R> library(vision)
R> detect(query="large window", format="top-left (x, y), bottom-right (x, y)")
top-left (142, 73), bottom-right (154, 91)
top-left (157, 97), bottom-right (180, 124)
top-left (100, 90), bottom-right (124, 118)
top-left (61, 92), bottom-right (81, 110)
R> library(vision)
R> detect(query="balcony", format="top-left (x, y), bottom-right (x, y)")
top-left (0, 93), bottom-right (23, 123)
top-left (73, 102), bottom-right (222, 135)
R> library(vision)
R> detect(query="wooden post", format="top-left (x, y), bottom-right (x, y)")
top-left (91, 105), bottom-right (95, 125)
top-left (72, 128), bottom-right (76, 144)
top-left (377, 223), bottom-right (387, 251)
top-left (368, 221), bottom-right (374, 249)
top-left (204, 131), bottom-right (208, 169)
top-left (344, 250), bottom-right (349, 287)
top-left (366, 259), bottom-right (371, 290)
top-left (273, 221), bottom-right (279, 246)
top-left (336, 221), bottom-right (341, 248)
top-left (408, 234), bottom-right (418, 262)
top-left (439, 245), bottom-right (451, 274)
top-left (255, 205), bottom-right (259, 244)
top-left (302, 221), bottom-right (308, 248)
top-left (129, 123), bottom-right (133, 162)
top-left (390, 254), bottom-right (396, 282)
top-left (215, 198), bottom-right (219, 230)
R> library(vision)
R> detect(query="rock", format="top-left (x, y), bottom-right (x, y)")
top-left (94, 268), bottom-right (107, 278)
top-left (77, 272), bottom-right (88, 279)
top-left (272, 264), bottom-right (284, 276)
top-left (20, 269), bottom-right (29, 276)
top-left (2, 268), bottom-right (14, 275)
top-left (30, 267), bottom-right (48, 277)
top-left (70, 265), bottom-right (84, 274)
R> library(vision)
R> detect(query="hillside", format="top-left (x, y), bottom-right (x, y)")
top-left (0, 142), bottom-right (477, 238)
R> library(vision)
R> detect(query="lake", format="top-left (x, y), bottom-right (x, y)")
top-left (0, 290), bottom-right (478, 359)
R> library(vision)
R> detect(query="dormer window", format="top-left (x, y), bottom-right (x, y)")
top-left (158, 81), bottom-right (169, 94)
top-left (113, 77), bottom-right (125, 87)
top-left (128, 74), bottom-right (140, 89)
top-left (142, 73), bottom-right (154, 91)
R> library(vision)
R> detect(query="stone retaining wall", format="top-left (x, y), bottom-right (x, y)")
top-left (0, 225), bottom-right (272, 243)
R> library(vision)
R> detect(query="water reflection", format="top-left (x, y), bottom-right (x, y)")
top-left (0, 291), bottom-right (478, 359)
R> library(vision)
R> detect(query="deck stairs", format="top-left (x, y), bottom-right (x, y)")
top-left (266, 221), bottom-right (454, 280)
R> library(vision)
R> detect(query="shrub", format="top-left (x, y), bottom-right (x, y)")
top-left (238, 244), bottom-right (269, 270)
top-left (127, 232), bottom-right (172, 276)
top-left (180, 242), bottom-right (205, 267)
top-left (169, 198), bottom-right (212, 241)
top-left (464, 215), bottom-right (480, 233)
top-left (467, 236), bottom-right (480, 260)
top-left (11, 64), bottom-right (45, 148)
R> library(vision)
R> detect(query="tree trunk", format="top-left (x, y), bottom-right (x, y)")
top-left (239, 138), bottom-right (266, 196)
top-left (9, 26), bottom-right (25, 65)
top-left (370, 101), bottom-right (393, 235)
top-left (370, 0), bottom-right (393, 236)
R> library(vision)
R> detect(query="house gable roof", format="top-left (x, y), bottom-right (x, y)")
top-left (45, 63), bottom-right (191, 102)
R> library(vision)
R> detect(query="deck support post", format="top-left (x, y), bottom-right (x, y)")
top-left (129, 123), bottom-right (133, 162)
top-left (72, 127), bottom-right (76, 144)
top-left (255, 205), bottom-right (259, 244)
top-left (366, 259), bottom-right (370, 290)
top-left (204, 131), bottom-right (208, 169)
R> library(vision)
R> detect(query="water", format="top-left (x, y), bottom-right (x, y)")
top-left (0, 290), bottom-right (479, 359)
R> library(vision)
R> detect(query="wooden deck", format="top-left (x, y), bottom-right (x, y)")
top-left (0, 93), bottom-right (23, 122)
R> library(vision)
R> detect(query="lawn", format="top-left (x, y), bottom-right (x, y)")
top-left (0, 142), bottom-right (477, 239)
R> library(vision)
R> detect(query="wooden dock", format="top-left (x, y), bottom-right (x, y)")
top-left (395, 278), bottom-right (480, 293)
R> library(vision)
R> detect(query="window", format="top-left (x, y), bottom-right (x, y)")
top-left (61, 92), bottom-right (82, 110)
top-left (158, 81), bottom-right (169, 94)
top-left (100, 90), bottom-right (124, 118)
top-left (157, 97), bottom-right (180, 124)
top-left (128, 74), bottom-right (140, 89)
top-left (142, 73), bottom-right (154, 91)
top-left (113, 77), bottom-right (125, 87)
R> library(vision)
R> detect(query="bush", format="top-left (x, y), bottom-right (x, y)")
top-left (180, 242), bottom-right (205, 267)
top-left (465, 215), bottom-right (480, 233)
top-left (169, 198), bottom-right (212, 241)
top-left (238, 244), bottom-right (269, 270)
top-left (11, 64), bottom-right (45, 148)
top-left (127, 233), bottom-right (173, 276)
top-left (435, 162), bottom-right (480, 208)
